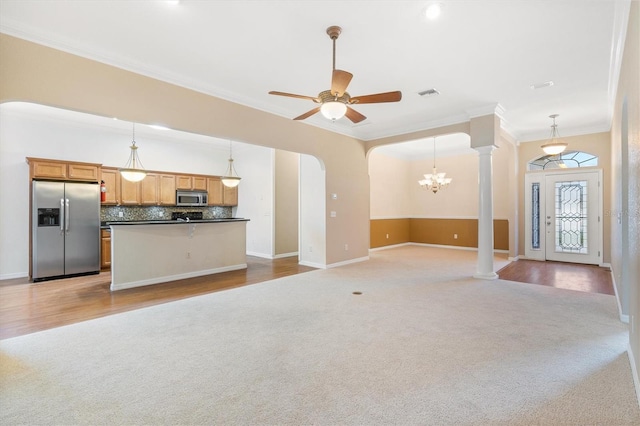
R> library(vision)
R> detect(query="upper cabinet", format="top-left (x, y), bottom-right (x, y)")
top-left (30, 158), bottom-right (234, 207)
top-left (27, 158), bottom-right (100, 182)
top-left (176, 175), bottom-right (207, 191)
top-left (100, 168), bottom-right (119, 204)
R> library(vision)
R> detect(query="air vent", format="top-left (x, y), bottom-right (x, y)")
top-left (530, 81), bottom-right (554, 90)
top-left (418, 88), bottom-right (440, 97)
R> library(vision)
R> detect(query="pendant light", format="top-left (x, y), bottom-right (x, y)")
top-left (418, 137), bottom-right (452, 194)
top-left (119, 123), bottom-right (147, 182)
top-left (221, 140), bottom-right (241, 188)
top-left (541, 114), bottom-right (568, 155)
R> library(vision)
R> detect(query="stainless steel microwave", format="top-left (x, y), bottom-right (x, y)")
top-left (176, 190), bottom-right (208, 206)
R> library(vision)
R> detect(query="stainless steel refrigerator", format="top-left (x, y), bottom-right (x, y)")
top-left (32, 180), bottom-right (100, 281)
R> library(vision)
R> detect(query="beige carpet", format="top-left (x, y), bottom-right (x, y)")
top-left (1, 246), bottom-right (638, 425)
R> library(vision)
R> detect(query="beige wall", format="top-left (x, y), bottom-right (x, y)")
top-left (610, 0), bottom-right (639, 392)
top-left (517, 132), bottom-right (612, 262)
top-left (369, 151), bottom-right (411, 219)
top-left (0, 34), bottom-right (368, 266)
top-left (274, 150), bottom-right (299, 256)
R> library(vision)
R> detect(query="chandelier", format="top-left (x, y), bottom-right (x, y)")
top-left (418, 137), bottom-right (452, 194)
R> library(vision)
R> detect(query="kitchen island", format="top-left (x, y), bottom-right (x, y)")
top-left (108, 219), bottom-right (248, 291)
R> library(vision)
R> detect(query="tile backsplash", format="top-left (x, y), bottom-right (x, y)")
top-left (101, 205), bottom-right (233, 222)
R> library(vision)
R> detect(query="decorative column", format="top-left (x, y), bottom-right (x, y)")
top-left (474, 145), bottom-right (498, 279)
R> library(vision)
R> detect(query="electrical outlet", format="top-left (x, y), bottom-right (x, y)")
top-left (344, 244), bottom-right (349, 251)
top-left (330, 211), bottom-right (337, 218)
top-left (386, 234), bottom-right (389, 239)
top-left (186, 252), bottom-right (191, 259)
top-left (453, 234), bottom-right (458, 239)
top-left (159, 211), bottom-right (164, 217)
top-left (118, 211), bottom-right (124, 218)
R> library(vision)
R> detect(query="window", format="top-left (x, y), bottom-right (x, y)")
top-left (528, 151), bottom-right (598, 171)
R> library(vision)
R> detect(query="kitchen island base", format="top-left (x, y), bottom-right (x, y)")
top-left (109, 220), bottom-right (248, 291)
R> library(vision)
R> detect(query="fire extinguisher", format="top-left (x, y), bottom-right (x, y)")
top-left (100, 180), bottom-right (106, 202)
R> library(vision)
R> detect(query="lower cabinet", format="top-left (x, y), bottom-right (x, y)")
top-left (101, 229), bottom-right (111, 269)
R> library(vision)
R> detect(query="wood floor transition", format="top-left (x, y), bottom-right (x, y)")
top-left (1, 255), bottom-right (614, 340)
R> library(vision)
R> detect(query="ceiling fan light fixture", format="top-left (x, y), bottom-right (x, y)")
top-left (320, 101), bottom-right (347, 121)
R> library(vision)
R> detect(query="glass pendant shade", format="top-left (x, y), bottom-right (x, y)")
top-left (320, 101), bottom-right (347, 121)
top-left (541, 114), bottom-right (568, 155)
top-left (119, 123), bottom-right (147, 182)
top-left (221, 141), bottom-right (241, 188)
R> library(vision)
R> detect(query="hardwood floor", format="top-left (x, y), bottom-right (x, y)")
top-left (0, 256), bottom-right (315, 340)
top-left (1, 255), bottom-right (615, 341)
top-left (498, 259), bottom-right (614, 295)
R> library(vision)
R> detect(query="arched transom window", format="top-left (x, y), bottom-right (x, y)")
top-left (528, 151), bottom-right (598, 171)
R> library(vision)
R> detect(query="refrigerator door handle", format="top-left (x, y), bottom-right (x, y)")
top-left (60, 198), bottom-right (65, 233)
top-left (65, 198), bottom-right (70, 233)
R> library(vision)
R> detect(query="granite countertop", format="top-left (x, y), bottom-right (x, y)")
top-left (101, 218), bottom-right (248, 228)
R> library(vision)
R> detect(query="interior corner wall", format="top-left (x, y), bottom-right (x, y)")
top-left (274, 150), bottom-right (299, 257)
top-left (299, 154), bottom-right (326, 268)
top-left (368, 150), bottom-right (412, 219)
top-left (610, 0), bottom-right (639, 394)
top-left (234, 145), bottom-right (275, 259)
top-left (516, 132), bottom-right (612, 262)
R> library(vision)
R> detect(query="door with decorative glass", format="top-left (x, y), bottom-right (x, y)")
top-left (525, 170), bottom-right (602, 265)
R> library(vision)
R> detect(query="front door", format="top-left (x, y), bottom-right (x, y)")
top-left (525, 170), bottom-right (602, 265)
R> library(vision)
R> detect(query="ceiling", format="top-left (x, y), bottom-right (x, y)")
top-left (0, 0), bottom-right (630, 153)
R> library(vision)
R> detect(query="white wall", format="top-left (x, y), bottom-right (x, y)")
top-left (298, 154), bottom-right (326, 268)
top-left (0, 103), bottom-right (272, 279)
top-left (234, 146), bottom-right (275, 258)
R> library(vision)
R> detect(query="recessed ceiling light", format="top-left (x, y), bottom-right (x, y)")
top-left (425, 2), bottom-right (443, 20)
top-left (530, 80), bottom-right (554, 90)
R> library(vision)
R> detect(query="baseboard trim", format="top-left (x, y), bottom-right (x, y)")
top-left (246, 251), bottom-right (274, 259)
top-left (628, 343), bottom-right (640, 409)
top-left (409, 242), bottom-right (509, 254)
top-left (327, 256), bottom-right (370, 269)
top-left (0, 272), bottom-right (29, 280)
top-left (610, 267), bottom-right (630, 323)
top-left (273, 252), bottom-right (299, 259)
top-left (298, 261), bottom-right (327, 269)
top-left (369, 243), bottom-right (412, 252)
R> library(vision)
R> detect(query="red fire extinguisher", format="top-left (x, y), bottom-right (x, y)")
top-left (100, 180), bottom-right (106, 202)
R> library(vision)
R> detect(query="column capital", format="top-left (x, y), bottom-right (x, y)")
top-left (474, 145), bottom-right (496, 155)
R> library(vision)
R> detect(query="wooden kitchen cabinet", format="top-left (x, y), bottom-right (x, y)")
top-left (27, 157), bottom-right (100, 182)
top-left (159, 174), bottom-right (176, 205)
top-left (223, 185), bottom-right (238, 206)
top-left (100, 167), bottom-right (119, 205)
top-left (119, 175), bottom-right (140, 205)
top-left (177, 175), bottom-right (207, 191)
top-left (207, 177), bottom-right (223, 205)
top-left (101, 229), bottom-right (111, 269)
top-left (140, 173), bottom-right (159, 205)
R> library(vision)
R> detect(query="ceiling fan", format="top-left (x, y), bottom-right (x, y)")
top-left (268, 26), bottom-right (402, 124)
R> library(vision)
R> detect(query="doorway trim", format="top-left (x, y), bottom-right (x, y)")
top-left (524, 168), bottom-right (603, 265)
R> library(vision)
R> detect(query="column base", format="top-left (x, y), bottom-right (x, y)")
top-left (473, 272), bottom-right (499, 280)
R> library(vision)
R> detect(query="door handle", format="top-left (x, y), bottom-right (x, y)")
top-left (65, 199), bottom-right (70, 233)
top-left (60, 198), bottom-right (65, 232)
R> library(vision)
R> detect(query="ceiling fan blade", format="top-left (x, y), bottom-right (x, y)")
top-left (331, 69), bottom-right (353, 97)
top-left (293, 107), bottom-right (321, 121)
top-left (345, 106), bottom-right (366, 123)
top-left (350, 91), bottom-right (402, 104)
top-left (269, 91), bottom-right (320, 102)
